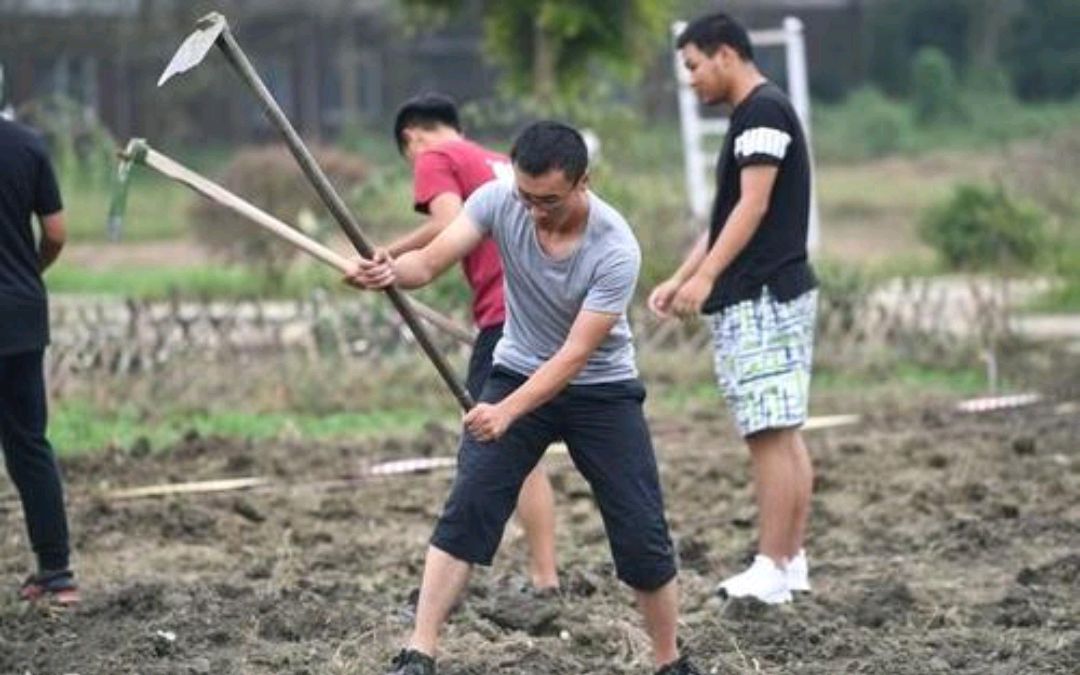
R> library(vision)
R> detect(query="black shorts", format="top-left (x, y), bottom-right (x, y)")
top-left (431, 366), bottom-right (677, 591)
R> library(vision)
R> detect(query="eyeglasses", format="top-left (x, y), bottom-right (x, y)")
top-left (513, 179), bottom-right (581, 213)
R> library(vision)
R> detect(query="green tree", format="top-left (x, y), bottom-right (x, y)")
top-left (1003, 0), bottom-right (1080, 100)
top-left (867, 0), bottom-right (971, 95)
top-left (404, 0), bottom-right (676, 104)
top-left (910, 47), bottom-right (964, 125)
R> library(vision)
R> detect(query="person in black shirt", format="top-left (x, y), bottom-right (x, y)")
top-left (0, 117), bottom-right (78, 605)
top-left (649, 12), bottom-right (818, 605)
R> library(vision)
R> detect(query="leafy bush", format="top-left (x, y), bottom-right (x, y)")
top-left (190, 145), bottom-right (369, 286)
top-left (910, 47), bottom-right (965, 126)
top-left (918, 184), bottom-right (1049, 272)
top-left (814, 260), bottom-right (876, 337)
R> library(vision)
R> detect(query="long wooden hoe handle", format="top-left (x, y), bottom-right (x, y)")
top-left (121, 141), bottom-right (476, 348)
top-left (211, 25), bottom-right (476, 410)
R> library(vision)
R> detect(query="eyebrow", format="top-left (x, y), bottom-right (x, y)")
top-left (518, 187), bottom-right (562, 202)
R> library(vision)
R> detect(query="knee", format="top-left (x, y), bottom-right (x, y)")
top-left (432, 481), bottom-right (517, 566)
top-left (611, 527), bottom-right (678, 591)
top-left (617, 554), bottom-right (678, 592)
top-left (747, 427), bottom-right (798, 453)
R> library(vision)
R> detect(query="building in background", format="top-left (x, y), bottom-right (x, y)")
top-left (0, 0), bottom-right (498, 142)
top-left (0, 0), bottom-right (871, 142)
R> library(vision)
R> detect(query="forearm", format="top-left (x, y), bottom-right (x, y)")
top-left (387, 218), bottom-right (446, 258)
top-left (390, 250), bottom-right (439, 289)
top-left (670, 232), bottom-right (709, 284)
top-left (389, 193), bottom-right (463, 258)
top-left (39, 237), bottom-right (64, 271)
top-left (500, 348), bottom-right (590, 420)
top-left (695, 201), bottom-right (765, 283)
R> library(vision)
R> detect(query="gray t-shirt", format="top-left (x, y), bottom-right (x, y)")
top-left (464, 180), bottom-right (640, 384)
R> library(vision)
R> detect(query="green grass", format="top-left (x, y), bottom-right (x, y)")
top-left (45, 260), bottom-right (473, 309)
top-left (49, 359), bottom-right (993, 457)
top-left (814, 89), bottom-right (1080, 163)
top-left (1027, 239), bottom-right (1080, 312)
top-left (63, 172), bottom-right (191, 242)
top-left (45, 264), bottom-right (333, 300)
top-left (812, 362), bottom-right (989, 396)
top-left (60, 144), bottom-right (234, 243)
top-left (1027, 277), bottom-right (1080, 313)
top-left (51, 400), bottom-right (450, 457)
top-left (643, 360), bottom-right (989, 418)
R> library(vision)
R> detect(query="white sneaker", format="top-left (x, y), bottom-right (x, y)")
top-left (786, 549), bottom-right (811, 593)
top-left (717, 554), bottom-right (792, 604)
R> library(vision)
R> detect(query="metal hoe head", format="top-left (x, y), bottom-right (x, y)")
top-left (157, 12), bottom-right (228, 87)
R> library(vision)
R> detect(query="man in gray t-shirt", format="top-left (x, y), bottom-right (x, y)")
top-left (348, 122), bottom-right (700, 675)
top-left (465, 177), bottom-right (640, 384)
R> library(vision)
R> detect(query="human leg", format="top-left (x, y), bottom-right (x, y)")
top-left (0, 350), bottom-right (71, 573)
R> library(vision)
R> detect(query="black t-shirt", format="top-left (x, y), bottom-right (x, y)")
top-left (703, 81), bottom-right (817, 314)
top-left (0, 119), bottom-right (62, 355)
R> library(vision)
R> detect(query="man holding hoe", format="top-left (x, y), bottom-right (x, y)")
top-left (348, 121), bottom-right (702, 675)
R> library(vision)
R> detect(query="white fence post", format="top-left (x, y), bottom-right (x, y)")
top-left (0, 63), bottom-right (14, 121)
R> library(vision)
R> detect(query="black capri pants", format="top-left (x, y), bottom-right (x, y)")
top-left (432, 366), bottom-right (677, 591)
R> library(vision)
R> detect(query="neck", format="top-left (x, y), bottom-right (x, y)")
top-left (419, 128), bottom-right (462, 152)
top-left (729, 65), bottom-right (767, 107)
top-left (543, 196), bottom-right (590, 238)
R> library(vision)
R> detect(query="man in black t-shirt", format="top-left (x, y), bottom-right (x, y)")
top-left (649, 12), bottom-right (818, 605)
top-left (0, 117), bottom-right (78, 605)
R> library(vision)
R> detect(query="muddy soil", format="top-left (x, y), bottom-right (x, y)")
top-left (1, 392), bottom-right (1077, 674)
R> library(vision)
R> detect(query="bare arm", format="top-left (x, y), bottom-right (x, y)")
top-left (345, 209), bottom-right (484, 290)
top-left (464, 310), bottom-right (619, 441)
top-left (386, 192), bottom-right (464, 258)
top-left (38, 211), bottom-right (66, 271)
top-left (670, 165), bottom-right (779, 317)
top-left (647, 233), bottom-right (708, 318)
top-left (693, 165), bottom-right (777, 283)
top-left (669, 231), bottom-right (709, 285)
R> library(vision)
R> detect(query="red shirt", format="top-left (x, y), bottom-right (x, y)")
top-left (413, 138), bottom-right (509, 329)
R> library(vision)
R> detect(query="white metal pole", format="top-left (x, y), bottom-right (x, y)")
top-left (783, 17), bottom-right (821, 254)
top-left (672, 21), bottom-right (710, 224)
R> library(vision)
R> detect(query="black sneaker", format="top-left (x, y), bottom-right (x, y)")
top-left (385, 648), bottom-right (435, 675)
top-left (655, 656), bottom-right (704, 675)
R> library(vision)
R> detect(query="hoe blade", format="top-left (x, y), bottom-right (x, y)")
top-left (157, 12), bottom-right (227, 87)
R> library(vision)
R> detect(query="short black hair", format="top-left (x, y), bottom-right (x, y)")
top-left (676, 12), bottom-right (754, 61)
top-left (393, 93), bottom-right (461, 155)
top-left (510, 121), bottom-right (588, 184)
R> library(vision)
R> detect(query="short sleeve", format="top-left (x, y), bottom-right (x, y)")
top-left (412, 150), bottom-right (461, 213)
top-left (463, 180), bottom-right (510, 236)
top-left (583, 247), bottom-right (640, 315)
top-left (33, 144), bottom-right (63, 216)
top-left (733, 99), bottom-right (796, 168)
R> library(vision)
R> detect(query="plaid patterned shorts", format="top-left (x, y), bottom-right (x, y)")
top-left (707, 288), bottom-right (818, 437)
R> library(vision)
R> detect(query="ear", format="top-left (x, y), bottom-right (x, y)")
top-left (715, 43), bottom-right (737, 66)
top-left (405, 128), bottom-right (425, 150)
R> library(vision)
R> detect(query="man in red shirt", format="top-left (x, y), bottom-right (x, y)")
top-left (386, 94), bottom-right (558, 591)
